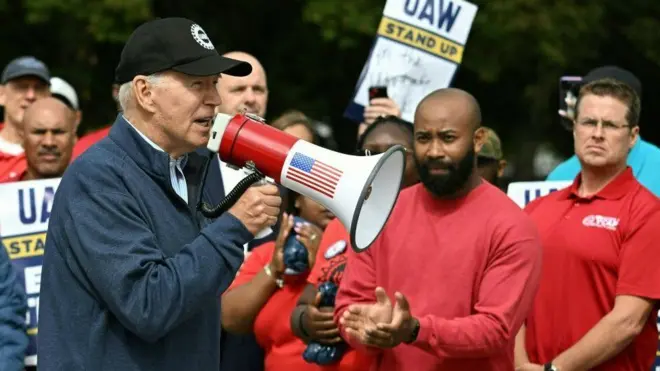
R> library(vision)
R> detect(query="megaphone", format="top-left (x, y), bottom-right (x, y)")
top-left (203, 113), bottom-right (405, 252)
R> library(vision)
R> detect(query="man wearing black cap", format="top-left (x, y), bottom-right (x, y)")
top-left (547, 66), bottom-right (660, 196)
top-left (0, 56), bottom-right (50, 180)
top-left (38, 17), bottom-right (282, 371)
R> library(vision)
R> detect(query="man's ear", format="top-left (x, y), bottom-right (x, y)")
top-left (74, 111), bottom-right (82, 132)
top-left (473, 127), bottom-right (485, 153)
top-left (629, 125), bottom-right (639, 150)
top-left (0, 85), bottom-right (6, 107)
top-left (497, 159), bottom-right (507, 177)
top-left (133, 76), bottom-right (157, 114)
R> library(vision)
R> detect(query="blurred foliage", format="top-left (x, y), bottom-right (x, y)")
top-left (2, 0), bottom-right (660, 179)
top-left (302, 0), bottom-right (660, 178)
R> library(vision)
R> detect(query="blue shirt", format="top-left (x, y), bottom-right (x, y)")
top-left (38, 115), bottom-right (252, 371)
top-left (546, 138), bottom-right (660, 197)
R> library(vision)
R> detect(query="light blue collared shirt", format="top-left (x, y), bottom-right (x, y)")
top-left (124, 116), bottom-right (188, 203)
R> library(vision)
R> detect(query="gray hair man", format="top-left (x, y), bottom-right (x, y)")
top-left (38, 17), bottom-right (281, 371)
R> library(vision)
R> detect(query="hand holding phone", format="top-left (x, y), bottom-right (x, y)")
top-left (369, 86), bottom-right (388, 100)
top-left (559, 76), bottom-right (582, 125)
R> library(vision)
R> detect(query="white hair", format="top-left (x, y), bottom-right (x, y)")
top-left (117, 73), bottom-right (162, 112)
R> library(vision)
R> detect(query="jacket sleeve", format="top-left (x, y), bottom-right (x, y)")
top-left (61, 190), bottom-right (252, 343)
top-left (413, 217), bottom-right (542, 359)
top-left (0, 241), bottom-right (28, 371)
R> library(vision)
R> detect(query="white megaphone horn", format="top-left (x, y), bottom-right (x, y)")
top-left (202, 112), bottom-right (406, 252)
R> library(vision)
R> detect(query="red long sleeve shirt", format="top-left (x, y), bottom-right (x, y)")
top-left (334, 182), bottom-right (543, 371)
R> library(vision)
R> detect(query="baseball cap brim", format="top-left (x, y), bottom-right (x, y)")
top-left (2, 69), bottom-right (50, 85)
top-left (172, 54), bottom-right (252, 77)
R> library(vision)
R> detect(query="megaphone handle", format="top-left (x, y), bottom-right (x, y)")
top-left (251, 176), bottom-right (275, 240)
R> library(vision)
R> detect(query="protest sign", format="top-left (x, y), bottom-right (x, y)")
top-left (344, 0), bottom-right (479, 123)
top-left (0, 178), bottom-right (60, 366)
top-left (506, 180), bottom-right (572, 208)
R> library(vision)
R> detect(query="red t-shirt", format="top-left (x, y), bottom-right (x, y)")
top-left (228, 242), bottom-right (321, 371)
top-left (335, 182), bottom-right (543, 371)
top-left (72, 126), bottom-right (111, 159)
top-left (0, 152), bottom-right (26, 183)
top-left (524, 167), bottom-right (660, 371)
top-left (307, 218), bottom-right (375, 371)
top-left (0, 122), bottom-right (27, 182)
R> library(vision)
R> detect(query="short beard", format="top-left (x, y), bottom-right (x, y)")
top-left (415, 145), bottom-right (475, 198)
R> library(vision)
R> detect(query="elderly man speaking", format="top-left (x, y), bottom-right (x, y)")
top-left (37, 18), bottom-right (281, 371)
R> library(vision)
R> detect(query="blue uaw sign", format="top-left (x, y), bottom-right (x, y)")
top-left (0, 178), bottom-right (59, 366)
top-left (508, 181), bottom-right (660, 370)
top-left (345, 0), bottom-right (479, 123)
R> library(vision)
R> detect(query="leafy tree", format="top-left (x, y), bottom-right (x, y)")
top-left (3, 0), bottom-right (660, 180)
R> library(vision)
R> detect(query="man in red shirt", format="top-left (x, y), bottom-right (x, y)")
top-left (334, 88), bottom-right (543, 371)
top-left (0, 97), bottom-right (76, 182)
top-left (515, 79), bottom-right (660, 371)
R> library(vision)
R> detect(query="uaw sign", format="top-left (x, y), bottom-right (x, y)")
top-left (345, 0), bottom-right (479, 123)
top-left (0, 178), bottom-right (59, 366)
top-left (506, 180), bottom-right (571, 208)
top-left (508, 181), bottom-right (660, 370)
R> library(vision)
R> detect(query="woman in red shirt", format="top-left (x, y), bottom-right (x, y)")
top-left (290, 115), bottom-right (419, 371)
top-left (221, 111), bottom-right (335, 371)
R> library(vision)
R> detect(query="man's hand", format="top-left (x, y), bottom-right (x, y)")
top-left (339, 287), bottom-right (395, 348)
top-left (363, 98), bottom-right (401, 126)
top-left (303, 292), bottom-right (342, 344)
top-left (376, 291), bottom-right (417, 346)
top-left (515, 363), bottom-right (544, 371)
top-left (228, 184), bottom-right (281, 236)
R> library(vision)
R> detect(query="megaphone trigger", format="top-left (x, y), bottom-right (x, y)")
top-left (204, 113), bottom-right (406, 252)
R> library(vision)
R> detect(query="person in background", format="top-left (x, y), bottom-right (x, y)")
top-left (358, 98), bottom-right (402, 138)
top-left (334, 88), bottom-right (542, 371)
top-left (547, 66), bottom-right (660, 196)
top-left (17, 98), bottom-right (76, 181)
top-left (476, 126), bottom-right (507, 187)
top-left (515, 79), bottom-right (660, 371)
top-left (0, 56), bottom-right (51, 182)
top-left (50, 77), bottom-right (81, 129)
top-left (290, 115), bottom-right (418, 371)
top-left (221, 111), bottom-right (334, 371)
top-left (214, 51), bottom-right (272, 371)
top-left (0, 236), bottom-right (28, 371)
top-left (215, 51), bottom-right (268, 118)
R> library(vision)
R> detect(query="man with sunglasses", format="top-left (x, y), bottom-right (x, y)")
top-left (515, 78), bottom-right (660, 371)
top-left (476, 126), bottom-right (507, 187)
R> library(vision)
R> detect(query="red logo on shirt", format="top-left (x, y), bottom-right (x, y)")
top-left (582, 214), bottom-right (620, 231)
top-left (318, 254), bottom-right (347, 285)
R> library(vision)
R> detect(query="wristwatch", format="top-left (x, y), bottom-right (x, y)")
top-left (544, 363), bottom-right (558, 371)
top-left (404, 318), bottom-right (420, 344)
top-left (264, 264), bottom-right (284, 288)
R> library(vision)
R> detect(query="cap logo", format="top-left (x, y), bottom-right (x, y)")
top-left (190, 24), bottom-right (214, 50)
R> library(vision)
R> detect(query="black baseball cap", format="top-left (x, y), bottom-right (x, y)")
top-left (114, 17), bottom-right (252, 84)
top-left (1, 56), bottom-right (50, 84)
top-left (581, 66), bottom-right (642, 99)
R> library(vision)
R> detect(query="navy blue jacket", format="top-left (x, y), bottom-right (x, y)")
top-left (0, 240), bottom-right (27, 371)
top-left (38, 115), bottom-right (252, 371)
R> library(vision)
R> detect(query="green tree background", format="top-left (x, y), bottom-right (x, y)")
top-left (3, 0), bottom-right (660, 181)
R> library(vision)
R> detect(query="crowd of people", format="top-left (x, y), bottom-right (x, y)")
top-left (0, 16), bottom-right (658, 371)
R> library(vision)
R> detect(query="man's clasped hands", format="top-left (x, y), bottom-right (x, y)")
top-left (340, 287), bottom-right (419, 349)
